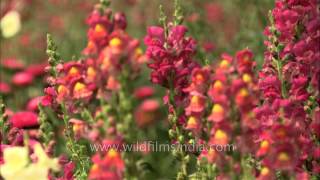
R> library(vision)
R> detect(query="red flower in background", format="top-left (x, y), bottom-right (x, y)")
top-left (12, 71), bottom-right (34, 86)
top-left (0, 82), bottom-right (11, 94)
top-left (134, 99), bottom-right (160, 128)
top-left (204, 2), bottom-right (224, 23)
top-left (1, 58), bottom-right (24, 70)
top-left (26, 96), bottom-right (42, 111)
top-left (133, 86), bottom-right (155, 99)
top-left (25, 63), bottom-right (47, 76)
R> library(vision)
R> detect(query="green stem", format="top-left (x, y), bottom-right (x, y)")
top-left (61, 103), bottom-right (89, 179)
top-left (275, 59), bottom-right (286, 98)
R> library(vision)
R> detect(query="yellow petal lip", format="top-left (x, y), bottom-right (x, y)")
top-left (242, 73), bottom-right (252, 83)
top-left (214, 129), bottom-right (227, 140)
top-left (260, 167), bottom-right (270, 176)
top-left (110, 37), bottom-right (122, 47)
top-left (0, 11), bottom-right (21, 38)
top-left (277, 152), bottom-right (290, 162)
top-left (212, 104), bottom-right (224, 114)
top-left (219, 59), bottom-right (229, 68)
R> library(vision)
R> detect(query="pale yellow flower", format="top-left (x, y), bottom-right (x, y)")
top-left (33, 143), bottom-right (60, 171)
top-left (0, 146), bottom-right (29, 179)
top-left (0, 144), bottom-right (60, 180)
top-left (0, 11), bottom-right (21, 38)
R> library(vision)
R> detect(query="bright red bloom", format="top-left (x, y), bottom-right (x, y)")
top-left (9, 111), bottom-right (39, 128)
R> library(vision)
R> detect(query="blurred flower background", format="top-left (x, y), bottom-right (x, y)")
top-left (0, 0), bottom-right (273, 110)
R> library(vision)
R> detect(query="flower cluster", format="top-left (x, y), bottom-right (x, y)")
top-left (43, 4), bottom-right (144, 112)
top-left (184, 66), bottom-right (210, 135)
top-left (194, 50), bottom-right (259, 178)
top-left (145, 23), bottom-right (200, 178)
top-left (144, 25), bottom-right (198, 104)
top-left (41, 1), bottom-right (146, 179)
top-left (255, 0), bottom-right (320, 178)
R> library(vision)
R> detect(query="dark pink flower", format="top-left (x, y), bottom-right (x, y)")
top-left (258, 76), bottom-right (281, 103)
top-left (236, 49), bottom-right (255, 74)
top-left (289, 77), bottom-right (309, 102)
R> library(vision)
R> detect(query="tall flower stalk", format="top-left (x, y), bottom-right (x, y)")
top-left (42, 0), bottom-right (145, 179)
top-left (145, 0), bottom-right (199, 179)
top-left (255, 0), bottom-right (319, 178)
